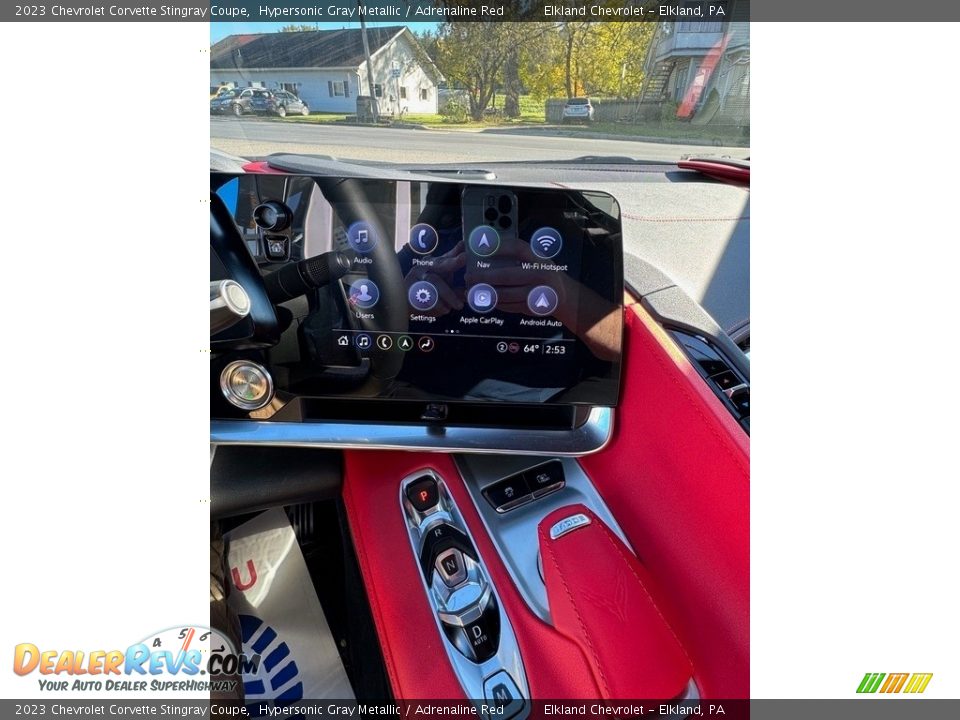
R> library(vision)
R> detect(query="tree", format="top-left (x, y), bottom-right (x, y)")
top-left (433, 22), bottom-right (526, 121)
top-left (280, 24), bottom-right (315, 32)
top-left (577, 23), bottom-right (654, 98)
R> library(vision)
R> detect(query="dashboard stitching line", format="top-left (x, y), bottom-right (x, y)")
top-left (622, 213), bottom-right (750, 223)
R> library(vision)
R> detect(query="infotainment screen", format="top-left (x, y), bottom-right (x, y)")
top-left (212, 174), bottom-right (623, 410)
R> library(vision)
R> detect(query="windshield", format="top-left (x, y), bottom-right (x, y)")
top-left (210, 18), bottom-right (749, 164)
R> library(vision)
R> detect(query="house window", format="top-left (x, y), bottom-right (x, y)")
top-left (420, 88), bottom-right (429, 101)
top-left (674, 63), bottom-right (690, 101)
top-left (400, 86), bottom-right (407, 100)
top-left (281, 83), bottom-right (298, 95)
top-left (328, 80), bottom-right (350, 98)
top-left (374, 84), bottom-right (383, 98)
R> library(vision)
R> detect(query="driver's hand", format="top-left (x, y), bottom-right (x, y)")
top-left (404, 240), bottom-right (466, 316)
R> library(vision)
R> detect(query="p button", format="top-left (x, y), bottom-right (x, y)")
top-left (406, 477), bottom-right (439, 512)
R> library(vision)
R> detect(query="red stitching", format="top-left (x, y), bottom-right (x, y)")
top-left (622, 212), bottom-right (749, 223)
top-left (596, 518), bottom-right (694, 671)
top-left (541, 527), bottom-right (612, 697)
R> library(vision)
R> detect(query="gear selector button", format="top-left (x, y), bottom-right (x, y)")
top-left (406, 477), bottom-right (439, 512)
top-left (436, 548), bottom-right (467, 587)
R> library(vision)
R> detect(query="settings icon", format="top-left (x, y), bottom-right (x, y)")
top-left (409, 280), bottom-right (439, 311)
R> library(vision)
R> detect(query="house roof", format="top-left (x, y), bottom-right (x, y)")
top-left (210, 26), bottom-right (407, 70)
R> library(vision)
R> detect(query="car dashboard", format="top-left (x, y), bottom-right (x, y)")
top-left (211, 171), bottom-right (625, 455)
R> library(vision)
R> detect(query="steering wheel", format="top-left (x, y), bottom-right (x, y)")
top-left (314, 177), bottom-right (408, 383)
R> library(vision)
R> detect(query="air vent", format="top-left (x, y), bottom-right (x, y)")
top-left (671, 330), bottom-right (749, 434)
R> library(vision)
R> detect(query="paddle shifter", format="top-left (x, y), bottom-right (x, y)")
top-left (401, 472), bottom-right (529, 717)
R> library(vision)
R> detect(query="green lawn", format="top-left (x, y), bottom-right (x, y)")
top-left (278, 95), bottom-right (547, 127)
top-left (277, 112), bottom-right (349, 124)
top-left (562, 121), bottom-right (749, 146)
top-left (274, 100), bottom-right (747, 146)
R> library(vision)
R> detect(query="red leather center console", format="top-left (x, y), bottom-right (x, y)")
top-left (341, 300), bottom-right (748, 700)
top-left (538, 504), bottom-right (693, 699)
top-left (343, 451), bottom-right (601, 699)
top-left (579, 301), bottom-right (749, 697)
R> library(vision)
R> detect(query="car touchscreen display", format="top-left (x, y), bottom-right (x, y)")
top-left (214, 175), bottom-right (623, 407)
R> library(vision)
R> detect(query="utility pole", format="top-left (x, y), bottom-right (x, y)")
top-left (358, 0), bottom-right (379, 123)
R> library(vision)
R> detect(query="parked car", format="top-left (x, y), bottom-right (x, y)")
top-left (562, 97), bottom-right (595, 123)
top-left (210, 88), bottom-right (274, 117)
top-left (209, 85), bottom-right (234, 100)
top-left (267, 90), bottom-right (309, 117)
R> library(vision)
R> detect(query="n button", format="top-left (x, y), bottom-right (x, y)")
top-left (435, 548), bottom-right (467, 588)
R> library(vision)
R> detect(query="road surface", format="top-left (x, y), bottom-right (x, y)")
top-left (211, 117), bottom-right (747, 164)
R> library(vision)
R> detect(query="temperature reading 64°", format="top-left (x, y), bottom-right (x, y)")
top-left (524, 343), bottom-right (541, 354)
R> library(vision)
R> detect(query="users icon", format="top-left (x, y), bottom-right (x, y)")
top-left (349, 278), bottom-right (380, 309)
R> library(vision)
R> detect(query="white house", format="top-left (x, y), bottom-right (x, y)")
top-left (210, 26), bottom-right (443, 116)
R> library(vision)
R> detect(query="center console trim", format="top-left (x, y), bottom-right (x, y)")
top-left (400, 470), bottom-right (530, 714)
top-left (210, 406), bottom-right (613, 455)
top-left (456, 455), bottom-right (633, 624)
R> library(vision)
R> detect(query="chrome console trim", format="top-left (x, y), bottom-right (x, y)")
top-left (400, 470), bottom-right (530, 715)
top-left (455, 455), bottom-right (632, 625)
top-left (211, 406), bottom-right (613, 456)
top-left (549, 513), bottom-right (591, 540)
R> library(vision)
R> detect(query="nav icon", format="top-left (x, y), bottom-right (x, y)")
top-left (468, 225), bottom-right (500, 257)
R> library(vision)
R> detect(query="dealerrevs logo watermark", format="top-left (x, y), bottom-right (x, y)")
top-left (12, 625), bottom-right (258, 693)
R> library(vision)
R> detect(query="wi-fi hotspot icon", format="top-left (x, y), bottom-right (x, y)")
top-left (531, 227), bottom-right (563, 258)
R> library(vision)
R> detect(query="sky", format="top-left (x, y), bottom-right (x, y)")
top-left (210, 21), bottom-right (439, 43)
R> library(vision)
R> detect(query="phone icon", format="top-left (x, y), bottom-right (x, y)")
top-left (409, 224), bottom-right (438, 255)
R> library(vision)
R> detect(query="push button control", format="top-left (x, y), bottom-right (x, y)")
top-left (419, 523), bottom-right (476, 579)
top-left (443, 598), bottom-right (501, 663)
top-left (436, 548), bottom-right (467, 588)
top-left (406, 477), bottom-right (440, 512)
top-left (525, 461), bottom-right (565, 498)
top-left (483, 671), bottom-right (526, 720)
top-left (483, 474), bottom-right (532, 513)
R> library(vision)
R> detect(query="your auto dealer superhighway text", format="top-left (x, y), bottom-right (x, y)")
top-left (44, 5), bottom-right (245, 17)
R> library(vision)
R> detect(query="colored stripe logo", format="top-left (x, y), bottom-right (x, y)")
top-left (857, 672), bottom-right (932, 694)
